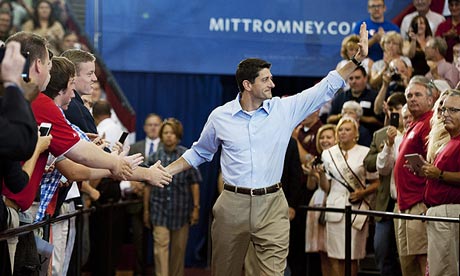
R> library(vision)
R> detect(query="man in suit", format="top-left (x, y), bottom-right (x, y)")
top-left (363, 92), bottom-right (406, 276)
top-left (124, 113), bottom-right (162, 275)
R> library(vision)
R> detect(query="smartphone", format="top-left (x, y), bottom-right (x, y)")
top-left (390, 112), bottom-right (399, 128)
top-left (39, 122), bottom-right (52, 136)
top-left (0, 47), bottom-right (30, 82)
top-left (404, 153), bottom-right (425, 174)
top-left (118, 132), bottom-right (129, 144)
top-left (21, 51), bottom-right (30, 82)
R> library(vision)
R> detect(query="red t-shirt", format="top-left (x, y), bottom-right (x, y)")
top-left (3, 93), bottom-right (80, 210)
top-left (395, 110), bottom-right (433, 211)
top-left (424, 135), bottom-right (460, 206)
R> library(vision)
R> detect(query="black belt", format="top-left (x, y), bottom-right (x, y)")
top-left (223, 183), bottom-right (282, 196)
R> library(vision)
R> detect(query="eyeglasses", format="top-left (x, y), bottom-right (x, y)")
top-left (440, 107), bottom-right (460, 115)
top-left (368, 4), bottom-right (384, 9)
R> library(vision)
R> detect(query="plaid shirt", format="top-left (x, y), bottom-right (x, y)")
top-left (148, 145), bottom-right (201, 230)
top-left (35, 107), bottom-right (90, 222)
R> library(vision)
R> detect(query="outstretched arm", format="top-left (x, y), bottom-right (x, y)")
top-left (165, 156), bottom-right (192, 176)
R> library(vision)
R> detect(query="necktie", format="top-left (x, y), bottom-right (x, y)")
top-left (148, 142), bottom-right (154, 156)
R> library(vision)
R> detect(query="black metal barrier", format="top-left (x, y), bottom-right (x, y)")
top-left (302, 205), bottom-right (460, 276)
top-left (0, 199), bottom-right (142, 275)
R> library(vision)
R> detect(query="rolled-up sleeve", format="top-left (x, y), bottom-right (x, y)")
top-left (182, 115), bottom-right (219, 168)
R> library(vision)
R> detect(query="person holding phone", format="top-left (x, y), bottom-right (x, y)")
top-left (394, 76), bottom-right (435, 276)
top-left (0, 40), bottom-right (38, 275)
top-left (363, 92), bottom-right (406, 276)
top-left (421, 89), bottom-right (460, 276)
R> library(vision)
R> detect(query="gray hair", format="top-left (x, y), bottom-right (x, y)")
top-left (407, 75), bottom-right (433, 96)
top-left (341, 100), bottom-right (363, 118)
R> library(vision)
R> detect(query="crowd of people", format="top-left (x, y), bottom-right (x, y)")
top-left (292, 1), bottom-right (460, 276)
top-left (1, 0), bottom-right (460, 276)
top-left (0, 1), bottom-right (175, 275)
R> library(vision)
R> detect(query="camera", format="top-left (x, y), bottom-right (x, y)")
top-left (312, 156), bottom-right (323, 166)
top-left (390, 72), bottom-right (402, 81)
top-left (389, 66), bottom-right (402, 82)
top-left (0, 46), bottom-right (31, 83)
top-left (411, 21), bottom-right (419, 34)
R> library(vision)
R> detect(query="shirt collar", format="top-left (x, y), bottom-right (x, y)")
top-left (146, 137), bottom-right (160, 145)
top-left (230, 93), bottom-right (271, 116)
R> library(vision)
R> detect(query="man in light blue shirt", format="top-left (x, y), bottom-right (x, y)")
top-left (166, 23), bottom-right (369, 276)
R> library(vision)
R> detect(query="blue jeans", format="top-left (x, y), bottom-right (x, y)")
top-left (374, 219), bottom-right (402, 276)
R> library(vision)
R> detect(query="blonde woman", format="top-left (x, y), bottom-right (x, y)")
top-left (370, 31), bottom-right (412, 90)
top-left (427, 89), bottom-right (452, 163)
top-left (319, 117), bottom-right (379, 276)
top-left (305, 124), bottom-right (336, 276)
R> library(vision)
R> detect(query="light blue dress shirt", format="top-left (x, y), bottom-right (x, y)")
top-left (183, 70), bottom-right (345, 188)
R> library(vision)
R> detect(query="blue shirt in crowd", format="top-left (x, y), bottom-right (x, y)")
top-left (353, 19), bottom-right (400, 61)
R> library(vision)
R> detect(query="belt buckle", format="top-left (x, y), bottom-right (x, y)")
top-left (250, 188), bottom-right (255, 197)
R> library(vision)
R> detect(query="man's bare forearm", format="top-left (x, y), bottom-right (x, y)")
top-left (166, 157), bottom-right (192, 176)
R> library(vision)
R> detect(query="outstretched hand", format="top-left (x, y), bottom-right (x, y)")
top-left (147, 160), bottom-right (173, 187)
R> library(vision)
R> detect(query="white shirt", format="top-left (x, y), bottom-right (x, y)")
top-left (400, 10), bottom-right (445, 40)
top-left (376, 132), bottom-right (403, 199)
top-left (144, 137), bottom-right (160, 158)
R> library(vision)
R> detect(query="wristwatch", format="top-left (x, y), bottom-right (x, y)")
top-left (351, 54), bottom-right (362, 67)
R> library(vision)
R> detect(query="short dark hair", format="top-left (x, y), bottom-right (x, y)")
top-left (235, 58), bottom-right (271, 92)
top-left (144, 113), bottom-right (162, 125)
top-left (6, 31), bottom-right (48, 65)
top-left (353, 65), bottom-right (367, 77)
top-left (43, 56), bottom-right (75, 99)
top-left (387, 92), bottom-right (407, 108)
top-left (92, 100), bottom-right (112, 118)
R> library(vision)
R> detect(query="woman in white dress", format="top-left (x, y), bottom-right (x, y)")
top-left (319, 117), bottom-right (379, 276)
top-left (305, 124), bottom-right (337, 276)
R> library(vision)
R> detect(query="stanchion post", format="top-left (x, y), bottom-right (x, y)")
top-left (345, 205), bottom-right (352, 276)
top-left (75, 208), bottom-right (83, 275)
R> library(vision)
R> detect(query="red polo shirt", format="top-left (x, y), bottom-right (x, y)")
top-left (424, 135), bottom-right (460, 206)
top-left (395, 110), bottom-right (433, 211)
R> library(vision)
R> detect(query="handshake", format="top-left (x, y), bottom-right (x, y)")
top-left (111, 149), bottom-right (172, 187)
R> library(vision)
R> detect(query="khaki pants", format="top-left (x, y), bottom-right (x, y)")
top-left (394, 202), bottom-right (427, 276)
top-left (153, 224), bottom-right (189, 276)
top-left (6, 206), bottom-right (19, 273)
top-left (427, 204), bottom-right (460, 276)
top-left (211, 189), bottom-right (289, 276)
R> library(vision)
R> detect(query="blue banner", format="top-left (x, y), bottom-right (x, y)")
top-left (86, 0), bottom-right (412, 76)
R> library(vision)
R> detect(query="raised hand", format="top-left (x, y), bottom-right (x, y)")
top-left (1, 41), bottom-right (26, 85)
top-left (355, 22), bottom-right (369, 61)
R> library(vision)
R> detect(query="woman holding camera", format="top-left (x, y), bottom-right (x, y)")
top-left (370, 31), bottom-right (412, 90)
top-left (305, 124), bottom-right (337, 276)
top-left (403, 15), bottom-right (432, 76)
top-left (318, 117), bottom-right (379, 276)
